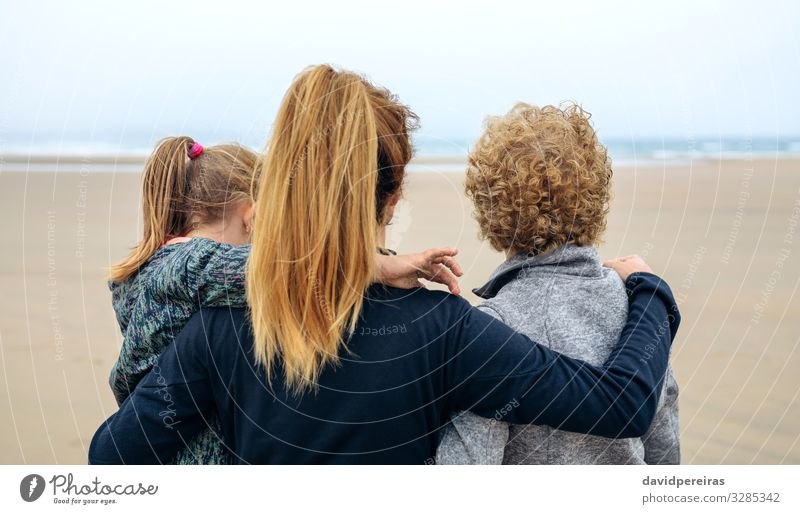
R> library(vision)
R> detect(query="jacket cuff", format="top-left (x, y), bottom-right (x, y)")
top-left (625, 272), bottom-right (681, 341)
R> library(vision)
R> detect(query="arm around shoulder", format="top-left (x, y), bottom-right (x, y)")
top-left (89, 312), bottom-right (218, 464)
top-left (444, 272), bottom-right (680, 439)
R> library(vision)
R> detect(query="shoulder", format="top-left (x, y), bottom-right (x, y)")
top-left (185, 239), bottom-right (250, 276)
top-left (109, 278), bottom-right (129, 303)
top-left (178, 307), bottom-right (252, 356)
top-left (170, 238), bottom-right (240, 263)
top-left (594, 268), bottom-right (629, 316)
top-left (476, 302), bottom-right (507, 323)
top-left (416, 288), bottom-right (472, 312)
top-left (108, 279), bottom-right (135, 325)
top-left (366, 285), bottom-right (471, 312)
top-left (158, 239), bottom-right (248, 282)
top-left (476, 277), bottom-right (543, 328)
top-left (185, 306), bottom-right (250, 336)
top-left (602, 266), bottom-right (627, 293)
top-left (362, 286), bottom-right (475, 333)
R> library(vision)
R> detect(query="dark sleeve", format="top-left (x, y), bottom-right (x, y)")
top-left (642, 366), bottom-right (681, 464)
top-left (89, 313), bottom-right (216, 464)
top-left (447, 272), bottom-right (680, 439)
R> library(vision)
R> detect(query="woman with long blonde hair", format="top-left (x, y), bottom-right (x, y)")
top-left (90, 65), bottom-right (679, 464)
top-left (106, 133), bottom-right (464, 465)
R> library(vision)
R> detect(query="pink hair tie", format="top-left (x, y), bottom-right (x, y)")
top-left (188, 142), bottom-right (204, 159)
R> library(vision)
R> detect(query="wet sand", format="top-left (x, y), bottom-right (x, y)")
top-left (1, 157), bottom-right (798, 463)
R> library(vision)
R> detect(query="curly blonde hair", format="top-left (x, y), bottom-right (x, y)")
top-left (464, 102), bottom-right (613, 256)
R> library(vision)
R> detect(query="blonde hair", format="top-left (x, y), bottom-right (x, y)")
top-left (464, 102), bottom-right (613, 256)
top-left (109, 137), bottom-right (260, 282)
top-left (247, 64), bottom-right (416, 392)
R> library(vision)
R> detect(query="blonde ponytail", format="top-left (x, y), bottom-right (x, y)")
top-left (247, 65), bottom-right (384, 392)
top-left (109, 136), bottom-right (195, 282)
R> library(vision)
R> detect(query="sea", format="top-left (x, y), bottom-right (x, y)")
top-left (1, 136), bottom-right (799, 174)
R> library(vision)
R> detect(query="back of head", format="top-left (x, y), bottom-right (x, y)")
top-left (109, 137), bottom-right (259, 283)
top-left (247, 64), bottom-right (417, 393)
top-left (464, 102), bottom-right (613, 256)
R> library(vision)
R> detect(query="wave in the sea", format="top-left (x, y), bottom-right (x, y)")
top-left (2, 136), bottom-right (799, 173)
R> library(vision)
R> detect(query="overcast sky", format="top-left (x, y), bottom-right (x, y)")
top-left (1, 0), bottom-right (798, 150)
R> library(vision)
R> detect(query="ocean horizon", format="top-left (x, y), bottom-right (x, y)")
top-left (2, 136), bottom-right (799, 173)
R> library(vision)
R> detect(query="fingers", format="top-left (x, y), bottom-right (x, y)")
top-left (432, 255), bottom-right (463, 277)
top-left (421, 263), bottom-right (461, 296)
top-left (394, 247), bottom-right (462, 295)
top-left (603, 254), bottom-right (642, 266)
top-left (602, 254), bottom-right (652, 281)
top-left (420, 247), bottom-right (459, 271)
top-left (423, 247), bottom-right (459, 260)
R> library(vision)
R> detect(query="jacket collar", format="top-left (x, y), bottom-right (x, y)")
top-left (473, 245), bottom-right (603, 299)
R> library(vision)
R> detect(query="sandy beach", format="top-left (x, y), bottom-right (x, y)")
top-left (1, 157), bottom-right (798, 464)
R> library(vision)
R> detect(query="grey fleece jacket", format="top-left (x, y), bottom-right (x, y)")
top-left (436, 245), bottom-right (680, 465)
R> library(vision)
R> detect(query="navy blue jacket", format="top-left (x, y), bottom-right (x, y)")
top-left (89, 272), bottom-right (679, 464)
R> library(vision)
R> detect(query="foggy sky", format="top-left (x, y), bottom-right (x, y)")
top-left (1, 0), bottom-right (798, 150)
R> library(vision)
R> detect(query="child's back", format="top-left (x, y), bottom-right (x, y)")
top-left (110, 237), bottom-right (249, 464)
top-left (107, 136), bottom-right (260, 464)
top-left (110, 238), bottom-right (248, 402)
top-left (437, 245), bottom-right (679, 464)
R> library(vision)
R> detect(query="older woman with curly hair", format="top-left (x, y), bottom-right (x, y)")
top-left (436, 103), bottom-right (680, 465)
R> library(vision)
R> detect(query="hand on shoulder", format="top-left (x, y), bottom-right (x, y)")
top-left (375, 247), bottom-right (464, 295)
top-left (602, 254), bottom-right (653, 282)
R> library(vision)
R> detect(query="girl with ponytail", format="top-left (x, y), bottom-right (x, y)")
top-left (108, 137), bottom-right (260, 464)
top-left (91, 65), bottom-right (679, 464)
